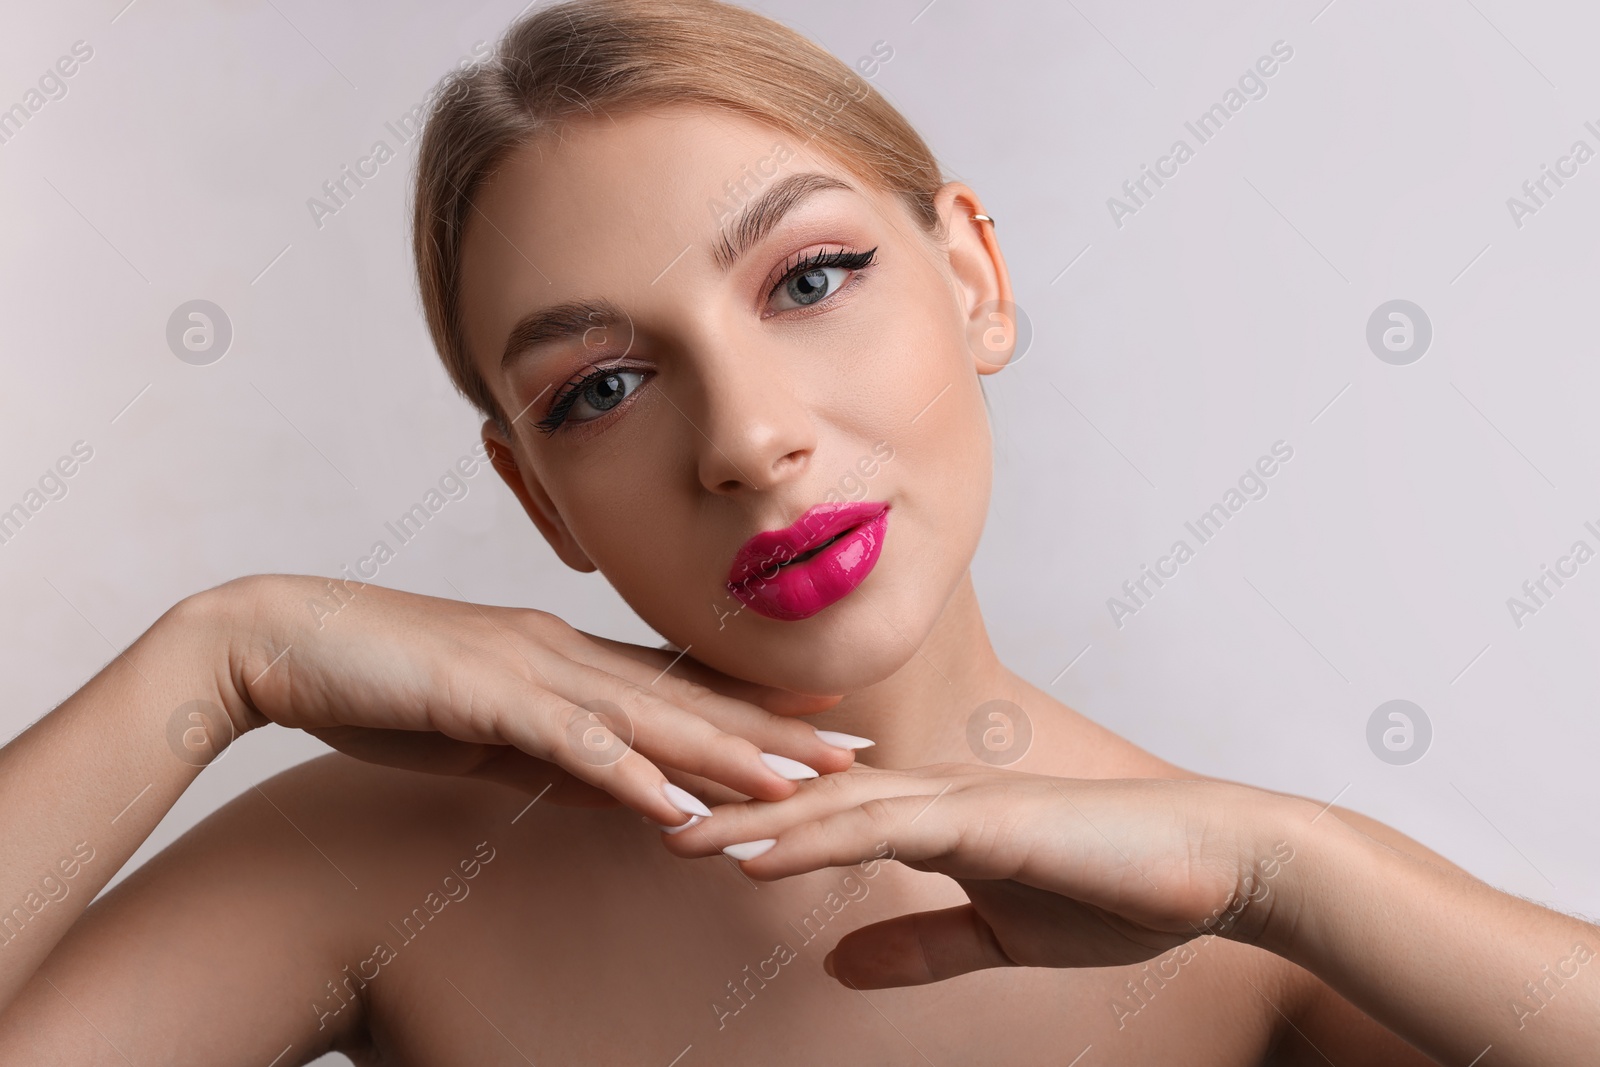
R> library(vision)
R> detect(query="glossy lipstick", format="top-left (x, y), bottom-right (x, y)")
top-left (727, 501), bottom-right (889, 621)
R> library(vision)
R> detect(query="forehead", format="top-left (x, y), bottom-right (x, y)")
top-left (475, 108), bottom-right (786, 246)
top-left (457, 106), bottom-right (877, 374)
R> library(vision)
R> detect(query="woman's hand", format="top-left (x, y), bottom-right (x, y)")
top-left (659, 763), bottom-right (1297, 987)
top-left (211, 574), bottom-right (868, 828)
top-left (663, 762), bottom-right (1600, 1065)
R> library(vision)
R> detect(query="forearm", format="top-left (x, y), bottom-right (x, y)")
top-left (0, 583), bottom-right (252, 1009)
top-left (1258, 797), bottom-right (1600, 1065)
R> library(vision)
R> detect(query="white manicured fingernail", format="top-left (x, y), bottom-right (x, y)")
top-left (662, 782), bottom-right (713, 817)
top-left (648, 814), bottom-right (704, 835)
top-left (723, 839), bottom-right (777, 860)
top-left (813, 728), bottom-right (875, 749)
top-left (760, 752), bottom-right (819, 780)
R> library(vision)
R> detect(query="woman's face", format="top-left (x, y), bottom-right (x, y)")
top-left (459, 105), bottom-right (1011, 695)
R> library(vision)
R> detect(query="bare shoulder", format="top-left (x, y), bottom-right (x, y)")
top-left (0, 749), bottom-right (531, 1066)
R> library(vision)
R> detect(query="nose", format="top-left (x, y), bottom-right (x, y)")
top-left (686, 340), bottom-right (817, 495)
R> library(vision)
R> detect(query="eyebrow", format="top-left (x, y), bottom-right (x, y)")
top-left (712, 170), bottom-right (855, 272)
top-left (499, 170), bottom-right (855, 372)
top-left (500, 299), bottom-right (630, 372)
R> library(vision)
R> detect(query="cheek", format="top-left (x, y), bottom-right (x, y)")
top-left (561, 470), bottom-right (672, 562)
top-left (865, 300), bottom-right (988, 465)
top-left (836, 285), bottom-right (970, 441)
top-left (900, 375), bottom-right (992, 516)
top-left (882, 307), bottom-right (993, 529)
top-left (550, 452), bottom-right (706, 604)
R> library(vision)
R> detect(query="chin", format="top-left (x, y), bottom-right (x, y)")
top-left (680, 582), bottom-right (942, 696)
top-left (712, 640), bottom-right (917, 700)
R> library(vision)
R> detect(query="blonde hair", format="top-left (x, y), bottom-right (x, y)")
top-left (410, 0), bottom-right (948, 436)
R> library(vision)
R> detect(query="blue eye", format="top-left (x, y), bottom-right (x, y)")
top-left (535, 366), bottom-right (647, 434)
top-left (775, 265), bottom-right (848, 309)
top-left (531, 246), bottom-right (877, 437)
top-left (768, 247), bottom-right (877, 313)
top-left (570, 369), bottom-right (645, 419)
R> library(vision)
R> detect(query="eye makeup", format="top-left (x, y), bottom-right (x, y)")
top-left (763, 246), bottom-right (876, 306)
top-left (532, 361), bottom-right (649, 436)
top-left (527, 241), bottom-right (879, 436)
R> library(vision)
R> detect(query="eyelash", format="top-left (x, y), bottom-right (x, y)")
top-left (765, 245), bottom-right (878, 313)
top-left (532, 245), bottom-right (879, 436)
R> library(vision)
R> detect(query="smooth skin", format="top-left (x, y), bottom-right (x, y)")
top-left (0, 103), bottom-right (1593, 1064)
top-left (0, 576), bottom-right (860, 1058)
top-left (665, 764), bottom-right (1600, 1065)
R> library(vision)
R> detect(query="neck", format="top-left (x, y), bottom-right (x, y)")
top-left (801, 570), bottom-right (1026, 769)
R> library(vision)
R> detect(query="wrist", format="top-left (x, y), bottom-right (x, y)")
top-left (1190, 788), bottom-right (1314, 949)
top-left (1231, 791), bottom-right (1369, 961)
top-left (171, 575), bottom-right (281, 739)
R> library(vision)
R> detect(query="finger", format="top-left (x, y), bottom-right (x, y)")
top-left (547, 658), bottom-right (837, 800)
top-left (659, 767), bottom-right (949, 857)
top-left (658, 765), bottom-right (753, 808)
top-left (630, 667), bottom-right (863, 775)
top-left (707, 792), bottom-right (960, 874)
top-left (825, 904), bottom-right (1014, 989)
top-left (646, 668), bottom-right (865, 774)
top-left (482, 680), bottom-right (710, 826)
top-left (559, 637), bottom-right (862, 773)
top-left (704, 789), bottom-right (1040, 885)
top-left (635, 766), bottom-right (759, 834)
top-left (711, 779), bottom-right (1196, 934)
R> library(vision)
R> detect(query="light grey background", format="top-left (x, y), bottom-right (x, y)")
top-left (3, 0), bottom-right (1596, 1061)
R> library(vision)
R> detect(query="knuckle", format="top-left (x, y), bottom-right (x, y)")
top-left (522, 608), bottom-right (579, 649)
top-left (603, 682), bottom-right (672, 735)
top-left (810, 770), bottom-right (854, 800)
top-left (498, 646), bottom-right (551, 691)
top-left (517, 605), bottom-right (561, 629)
top-left (617, 680), bottom-right (668, 713)
top-left (667, 675), bottom-right (717, 705)
top-left (859, 796), bottom-right (900, 823)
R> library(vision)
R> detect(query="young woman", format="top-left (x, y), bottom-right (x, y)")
top-left (0, 1), bottom-right (1593, 1063)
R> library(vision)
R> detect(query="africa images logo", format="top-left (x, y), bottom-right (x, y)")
top-left (1106, 40), bottom-right (1295, 229)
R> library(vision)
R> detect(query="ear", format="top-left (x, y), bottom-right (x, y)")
top-left (934, 181), bottom-right (1017, 376)
top-left (481, 419), bottom-right (597, 574)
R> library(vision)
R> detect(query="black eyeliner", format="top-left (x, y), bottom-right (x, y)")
top-left (535, 246), bottom-right (879, 436)
top-left (770, 246), bottom-right (877, 299)
top-left (534, 363), bottom-right (632, 435)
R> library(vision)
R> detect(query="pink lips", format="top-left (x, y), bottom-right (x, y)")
top-left (726, 501), bottom-right (890, 621)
